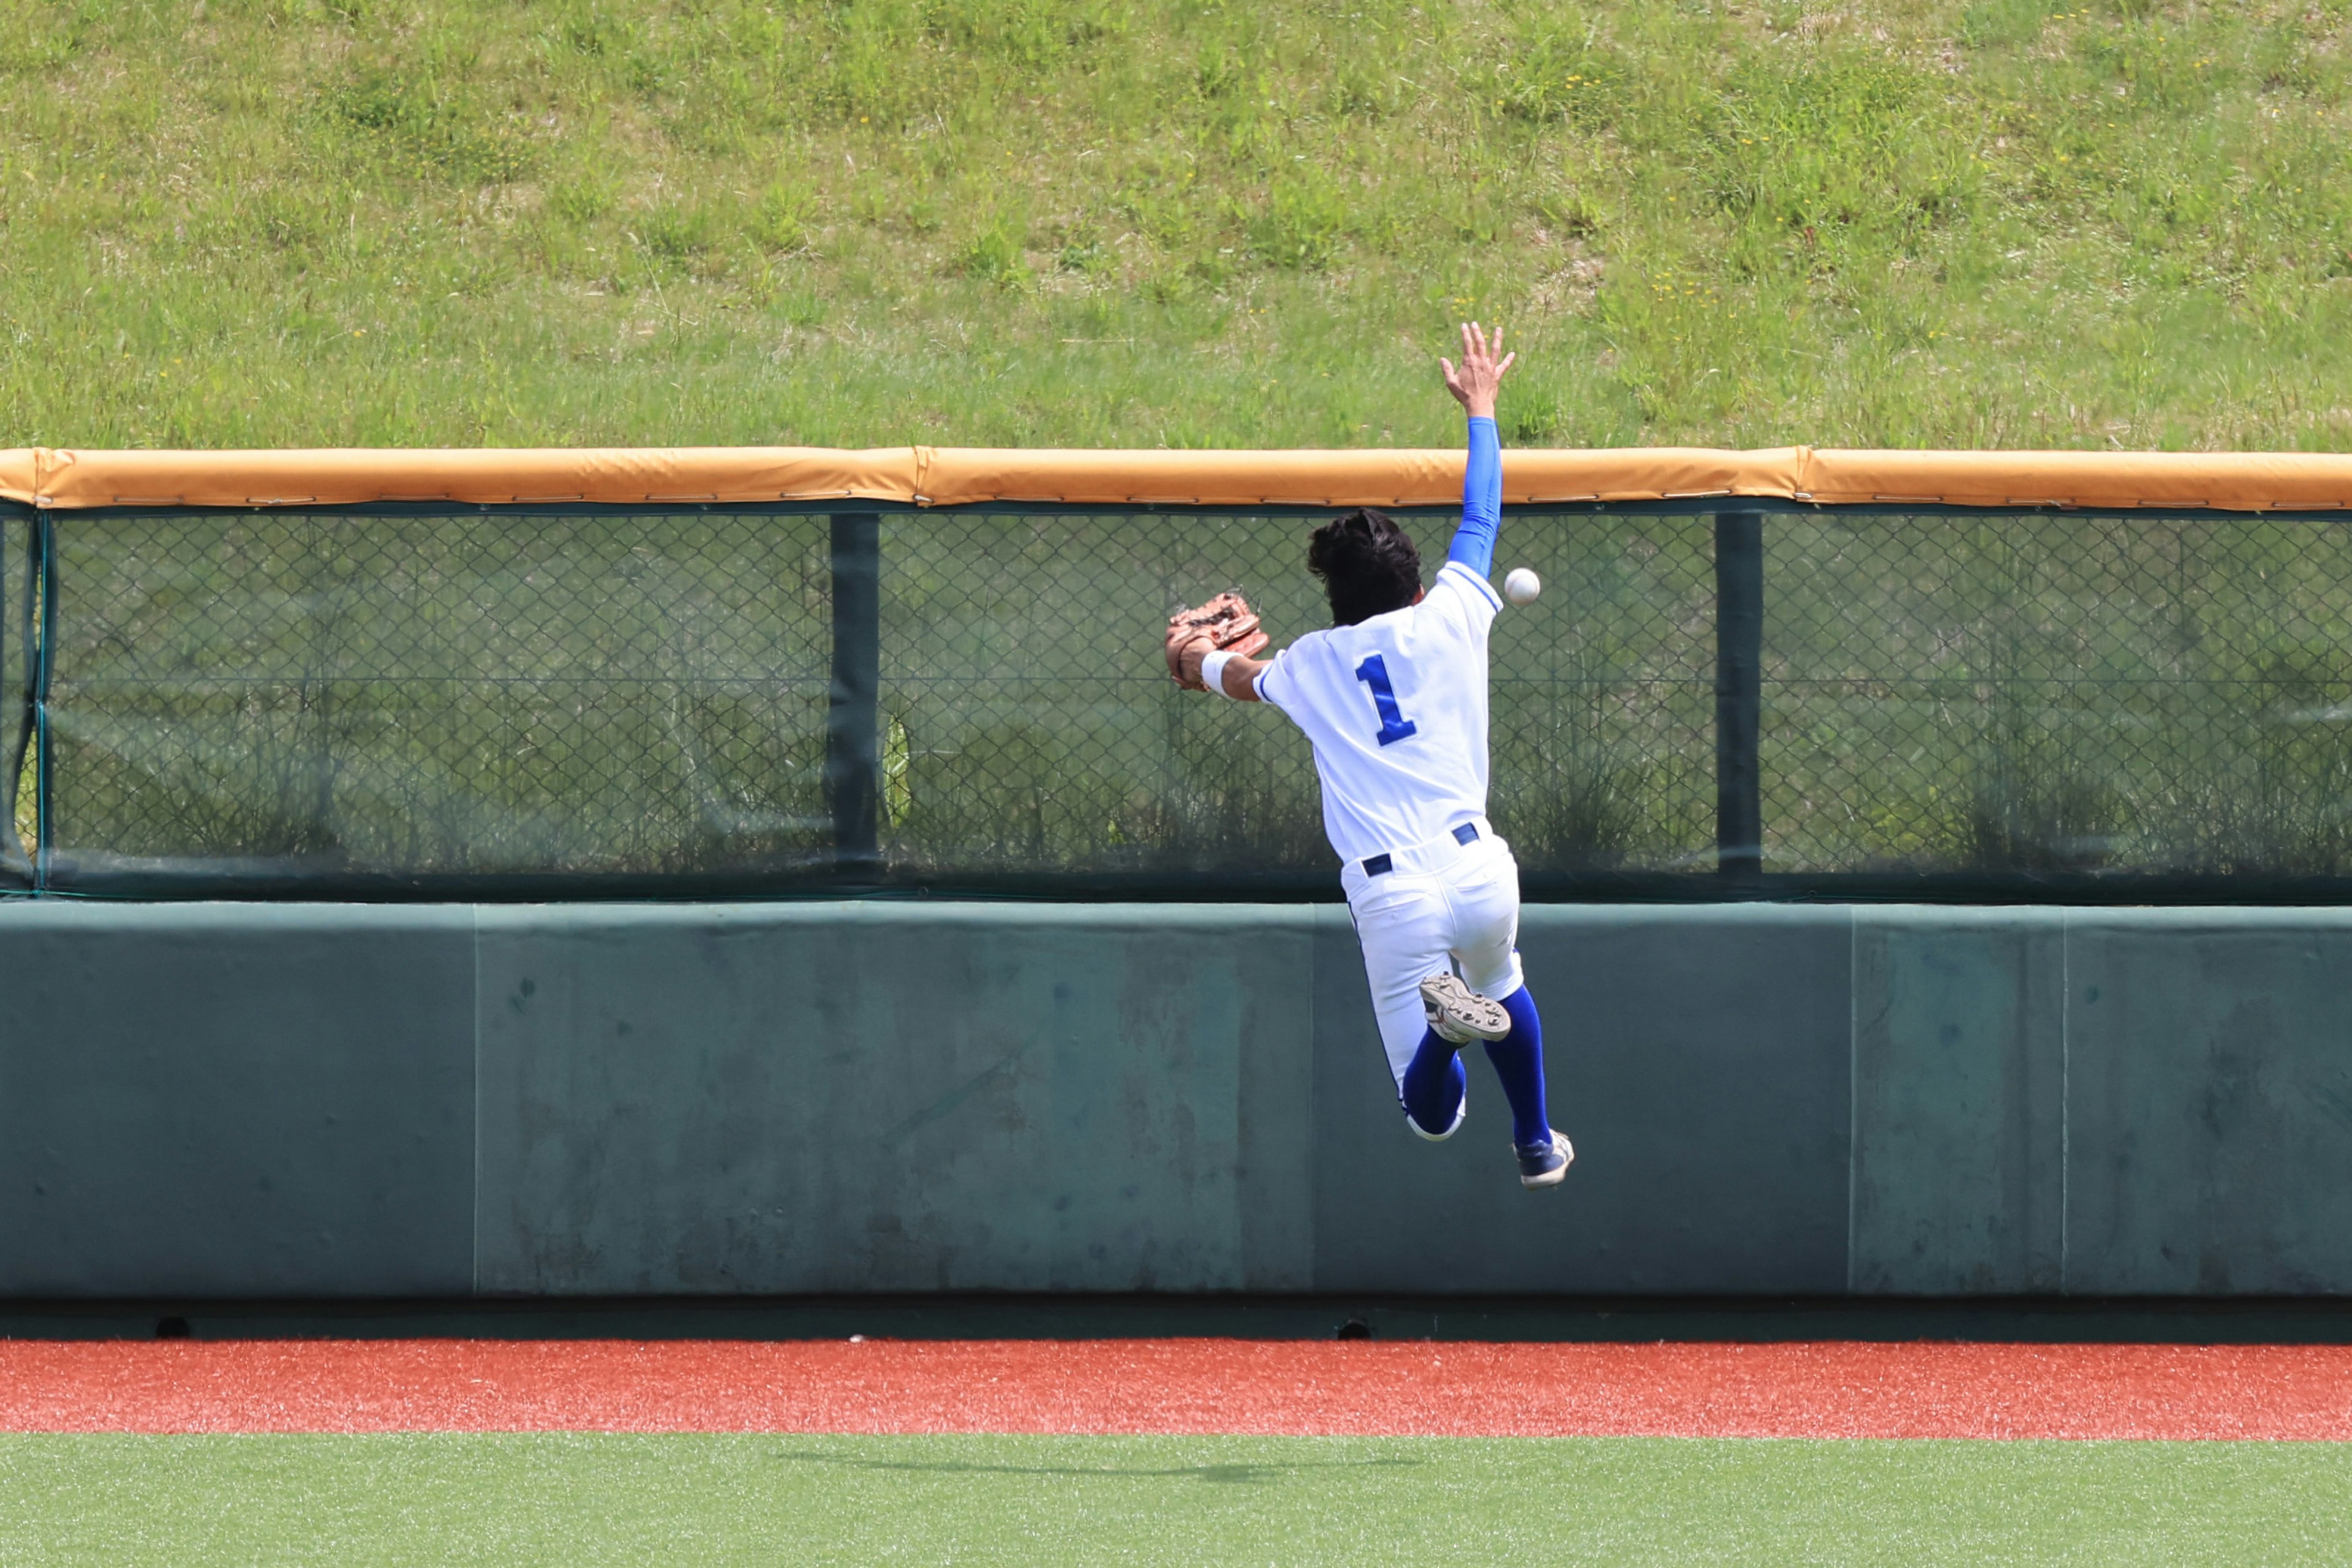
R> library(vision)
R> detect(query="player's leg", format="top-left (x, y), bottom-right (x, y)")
top-left (1348, 873), bottom-right (1466, 1138)
top-left (1448, 838), bottom-right (1571, 1186)
top-left (1409, 967), bottom-right (1509, 1137)
top-left (1483, 989), bottom-right (1558, 1152)
top-left (1400, 1026), bottom-right (1469, 1139)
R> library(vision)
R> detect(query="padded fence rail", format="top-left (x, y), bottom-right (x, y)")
top-left (10, 446), bottom-right (2352, 899)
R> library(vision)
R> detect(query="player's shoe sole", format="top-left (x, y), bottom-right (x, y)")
top-left (1516, 1129), bottom-right (1574, 1189)
top-left (1420, 973), bottom-right (1511, 1045)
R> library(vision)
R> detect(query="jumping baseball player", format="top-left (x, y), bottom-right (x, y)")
top-left (1164, 323), bottom-right (1570, 1189)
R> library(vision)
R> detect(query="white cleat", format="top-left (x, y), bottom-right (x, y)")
top-left (1420, 973), bottom-right (1511, 1045)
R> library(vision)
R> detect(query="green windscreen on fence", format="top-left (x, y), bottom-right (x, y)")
top-left (1763, 513), bottom-right (2352, 882)
top-left (7, 499), bottom-right (2352, 899)
top-left (874, 508), bottom-right (1714, 884)
top-left (39, 508), bottom-right (833, 892)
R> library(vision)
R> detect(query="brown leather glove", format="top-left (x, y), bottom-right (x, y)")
top-left (1164, 592), bottom-right (1270, 690)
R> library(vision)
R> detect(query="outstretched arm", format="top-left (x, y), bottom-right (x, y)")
top-left (1439, 322), bottom-right (1513, 578)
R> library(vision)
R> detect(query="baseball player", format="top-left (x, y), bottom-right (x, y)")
top-left (1165, 323), bottom-right (1570, 1189)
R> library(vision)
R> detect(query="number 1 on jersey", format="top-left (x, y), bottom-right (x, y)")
top-left (1354, 655), bottom-right (1419, 747)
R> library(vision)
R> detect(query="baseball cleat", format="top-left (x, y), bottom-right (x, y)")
top-left (1515, 1129), bottom-right (1574, 1189)
top-left (1420, 973), bottom-right (1510, 1044)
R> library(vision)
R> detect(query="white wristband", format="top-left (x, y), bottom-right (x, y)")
top-left (1199, 648), bottom-right (1237, 698)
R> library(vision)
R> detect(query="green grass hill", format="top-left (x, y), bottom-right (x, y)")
top-left (4, 0), bottom-right (2350, 450)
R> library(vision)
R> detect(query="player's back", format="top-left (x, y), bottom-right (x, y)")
top-left (1254, 560), bottom-right (1503, 863)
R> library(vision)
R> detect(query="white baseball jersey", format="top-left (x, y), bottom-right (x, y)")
top-left (1253, 559), bottom-right (1504, 864)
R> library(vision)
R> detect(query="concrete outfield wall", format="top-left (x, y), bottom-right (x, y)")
top-left (2, 901), bottom-right (2350, 1300)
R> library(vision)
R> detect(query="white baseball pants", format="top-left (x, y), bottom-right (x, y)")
top-left (1340, 818), bottom-right (1526, 1090)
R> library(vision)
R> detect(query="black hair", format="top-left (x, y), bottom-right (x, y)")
top-left (1306, 508), bottom-right (1422, 626)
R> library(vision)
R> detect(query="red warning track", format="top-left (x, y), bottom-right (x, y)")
top-left (2, 1341), bottom-right (2351, 1439)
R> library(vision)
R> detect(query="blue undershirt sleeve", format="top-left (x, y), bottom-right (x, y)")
top-left (1445, 415), bottom-right (1501, 577)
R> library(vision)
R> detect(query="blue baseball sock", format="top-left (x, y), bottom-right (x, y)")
top-left (1399, 1028), bottom-right (1468, 1137)
top-left (1482, 986), bottom-right (1551, 1150)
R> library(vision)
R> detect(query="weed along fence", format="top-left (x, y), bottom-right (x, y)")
top-left (10, 444), bottom-right (2352, 900)
top-left (12, 446), bottom-right (2352, 1303)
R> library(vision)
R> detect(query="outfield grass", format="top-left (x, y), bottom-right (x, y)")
top-left (0, 1433), bottom-right (2346, 1564)
top-left (4, 1), bottom-right (2352, 452)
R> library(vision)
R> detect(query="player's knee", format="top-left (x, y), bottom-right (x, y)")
top-left (1403, 1101), bottom-right (1464, 1142)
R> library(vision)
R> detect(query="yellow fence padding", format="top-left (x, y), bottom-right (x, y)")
top-left (6, 447), bottom-right (923, 510)
top-left (1795, 448), bottom-right (2352, 510)
top-left (910, 445), bottom-right (1811, 507)
top-left (7, 443), bottom-right (2352, 511)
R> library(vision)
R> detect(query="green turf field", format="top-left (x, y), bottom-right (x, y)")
top-left (5, 0), bottom-right (2350, 451)
top-left (1, 1433), bottom-right (2346, 1565)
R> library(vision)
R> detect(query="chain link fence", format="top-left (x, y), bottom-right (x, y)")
top-left (873, 508), bottom-right (1717, 886)
top-left (1765, 511), bottom-right (2352, 883)
top-left (6, 500), bottom-right (2352, 899)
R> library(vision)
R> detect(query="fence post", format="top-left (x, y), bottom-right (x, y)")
top-left (825, 510), bottom-right (882, 875)
top-left (5, 511), bottom-right (29, 890)
top-left (25, 511), bottom-right (53, 893)
top-left (23, 510), bottom-right (56, 892)
top-left (1714, 510), bottom-right (1763, 880)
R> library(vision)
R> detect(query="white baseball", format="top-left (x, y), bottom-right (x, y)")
top-left (1503, 567), bottom-right (1542, 606)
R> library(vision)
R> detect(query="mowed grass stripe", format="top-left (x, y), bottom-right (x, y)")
top-left (1, 1433), bottom-right (2348, 1566)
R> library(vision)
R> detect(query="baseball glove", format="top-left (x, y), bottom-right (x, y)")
top-left (1165, 591), bottom-right (1270, 691)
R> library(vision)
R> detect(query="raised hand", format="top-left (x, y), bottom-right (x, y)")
top-left (1439, 321), bottom-right (1516, 420)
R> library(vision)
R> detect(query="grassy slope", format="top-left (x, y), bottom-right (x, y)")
top-left (2, 1433), bottom-right (2350, 1565)
top-left (4, 0), bottom-right (2351, 452)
